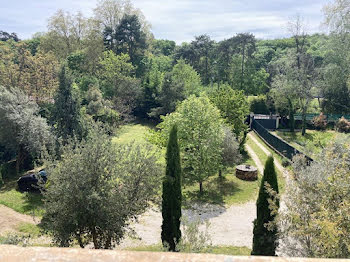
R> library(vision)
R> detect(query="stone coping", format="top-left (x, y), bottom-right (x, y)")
top-left (0, 245), bottom-right (347, 262)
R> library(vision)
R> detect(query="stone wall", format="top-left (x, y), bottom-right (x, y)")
top-left (0, 245), bottom-right (347, 262)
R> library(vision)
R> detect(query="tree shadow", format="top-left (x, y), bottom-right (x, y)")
top-left (22, 192), bottom-right (43, 216)
top-left (183, 176), bottom-right (242, 208)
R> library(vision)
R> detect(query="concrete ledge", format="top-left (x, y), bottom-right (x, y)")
top-left (0, 245), bottom-right (346, 262)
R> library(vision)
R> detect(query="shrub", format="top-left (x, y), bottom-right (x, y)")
top-left (336, 117), bottom-right (350, 133)
top-left (312, 113), bottom-right (327, 130)
top-left (252, 156), bottom-right (279, 256)
top-left (281, 158), bottom-right (290, 167)
top-left (249, 96), bottom-right (269, 114)
top-left (0, 160), bottom-right (17, 179)
top-left (176, 216), bottom-right (212, 253)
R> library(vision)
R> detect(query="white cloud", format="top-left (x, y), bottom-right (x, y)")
top-left (0, 0), bottom-right (329, 42)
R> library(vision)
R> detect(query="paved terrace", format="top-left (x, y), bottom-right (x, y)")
top-left (0, 245), bottom-right (346, 262)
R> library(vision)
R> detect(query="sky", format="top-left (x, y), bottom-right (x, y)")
top-left (0, 0), bottom-right (330, 44)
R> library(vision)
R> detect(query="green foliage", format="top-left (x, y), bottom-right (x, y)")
top-left (278, 140), bottom-right (350, 257)
top-left (0, 86), bottom-right (53, 172)
top-left (41, 128), bottom-right (162, 249)
top-left (149, 60), bottom-right (202, 118)
top-left (176, 216), bottom-right (212, 253)
top-left (53, 66), bottom-right (85, 142)
top-left (85, 86), bottom-right (120, 126)
top-left (0, 160), bottom-right (17, 179)
top-left (152, 39), bottom-right (176, 56)
top-left (208, 84), bottom-right (249, 145)
top-left (161, 125), bottom-right (182, 251)
top-left (249, 95), bottom-right (270, 114)
top-left (114, 14), bottom-right (148, 76)
top-left (98, 50), bottom-right (134, 97)
top-left (150, 95), bottom-right (224, 193)
top-left (252, 156), bottom-right (279, 256)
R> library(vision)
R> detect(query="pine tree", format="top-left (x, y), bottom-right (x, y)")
top-left (251, 155), bottom-right (279, 256)
top-left (53, 65), bottom-right (84, 142)
top-left (161, 125), bottom-right (182, 251)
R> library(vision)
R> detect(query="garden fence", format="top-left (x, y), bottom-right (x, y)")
top-left (251, 118), bottom-right (313, 163)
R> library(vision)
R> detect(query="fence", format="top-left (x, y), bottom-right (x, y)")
top-left (251, 118), bottom-right (313, 162)
top-left (294, 113), bottom-right (350, 122)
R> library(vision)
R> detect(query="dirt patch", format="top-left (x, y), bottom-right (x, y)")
top-left (0, 205), bottom-right (38, 235)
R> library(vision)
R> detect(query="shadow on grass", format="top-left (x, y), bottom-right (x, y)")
top-left (22, 192), bottom-right (44, 215)
top-left (183, 176), bottom-right (242, 207)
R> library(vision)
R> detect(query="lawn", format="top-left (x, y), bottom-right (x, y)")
top-left (125, 244), bottom-right (251, 256)
top-left (113, 123), bottom-right (261, 206)
top-left (271, 129), bottom-right (347, 159)
top-left (0, 172), bottom-right (44, 216)
top-left (246, 133), bottom-right (286, 193)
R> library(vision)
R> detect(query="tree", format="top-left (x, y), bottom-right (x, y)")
top-left (208, 84), bottom-right (249, 150)
top-left (152, 39), bottom-right (176, 56)
top-left (40, 10), bottom-right (104, 71)
top-left (220, 126), bottom-right (242, 177)
top-left (0, 86), bottom-right (53, 173)
top-left (41, 129), bottom-right (162, 249)
top-left (0, 31), bottom-right (20, 42)
top-left (94, 0), bottom-right (151, 41)
top-left (252, 156), bottom-right (279, 256)
top-left (288, 16), bottom-right (317, 136)
top-left (0, 42), bottom-right (59, 102)
top-left (53, 66), bottom-right (84, 141)
top-left (277, 139), bottom-right (350, 258)
top-left (149, 60), bottom-right (202, 119)
top-left (161, 125), bottom-right (182, 251)
top-left (98, 50), bottom-right (134, 97)
top-left (114, 14), bottom-right (148, 75)
top-left (151, 95), bottom-right (224, 193)
top-left (320, 1), bottom-right (350, 114)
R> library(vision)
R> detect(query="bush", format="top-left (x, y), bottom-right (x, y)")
top-left (336, 117), bottom-right (350, 133)
top-left (281, 158), bottom-right (290, 167)
top-left (0, 160), bottom-right (17, 179)
top-left (249, 96), bottom-right (269, 114)
top-left (312, 113), bottom-right (327, 130)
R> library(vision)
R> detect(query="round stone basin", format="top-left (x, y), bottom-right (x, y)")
top-left (236, 164), bottom-right (258, 181)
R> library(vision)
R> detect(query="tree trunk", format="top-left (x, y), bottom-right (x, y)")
top-left (199, 182), bottom-right (203, 194)
top-left (219, 169), bottom-right (222, 178)
top-left (16, 144), bottom-right (32, 174)
top-left (288, 99), bottom-right (295, 133)
top-left (301, 106), bottom-right (307, 136)
top-left (91, 227), bottom-right (99, 249)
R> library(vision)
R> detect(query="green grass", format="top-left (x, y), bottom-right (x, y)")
top-left (113, 124), bottom-right (260, 206)
top-left (125, 244), bottom-right (251, 256)
top-left (272, 130), bottom-right (342, 159)
top-left (112, 124), bottom-right (153, 145)
top-left (183, 152), bottom-right (260, 206)
top-left (17, 223), bottom-right (42, 237)
top-left (246, 133), bottom-right (286, 193)
top-left (0, 173), bottom-right (44, 216)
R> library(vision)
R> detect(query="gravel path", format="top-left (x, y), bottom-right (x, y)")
top-left (120, 201), bottom-right (256, 248)
top-left (0, 205), bottom-right (38, 235)
top-left (120, 140), bottom-right (268, 249)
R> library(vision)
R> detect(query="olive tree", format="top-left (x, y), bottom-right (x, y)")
top-left (277, 137), bottom-right (350, 258)
top-left (41, 129), bottom-right (162, 249)
top-left (0, 86), bottom-right (53, 173)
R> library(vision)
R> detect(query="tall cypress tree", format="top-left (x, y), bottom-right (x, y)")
top-left (252, 155), bottom-right (279, 256)
top-left (161, 125), bottom-right (182, 251)
top-left (53, 65), bottom-right (84, 142)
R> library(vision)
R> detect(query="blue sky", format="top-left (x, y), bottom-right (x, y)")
top-left (0, 0), bottom-right (329, 43)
